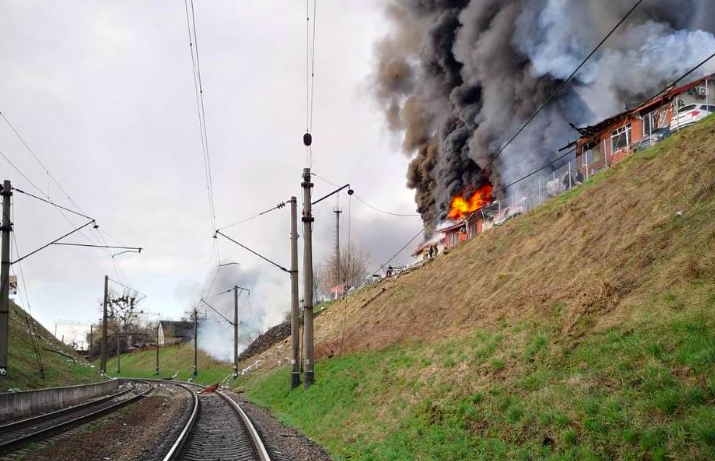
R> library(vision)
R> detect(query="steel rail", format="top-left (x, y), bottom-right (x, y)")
top-left (161, 382), bottom-right (200, 461)
top-left (161, 380), bottom-right (272, 461)
top-left (216, 389), bottom-right (272, 461)
top-left (0, 381), bottom-right (154, 454)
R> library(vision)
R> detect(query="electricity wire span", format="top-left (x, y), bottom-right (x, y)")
top-left (312, 173), bottom-right (420, 217)
top-left (200, 300), bottom-right (234, 325)
top-left (11, 219), bottom-right (96, 265)
top-left (200, 286), bottom-right (250, 325)
top-left (183, 0), bottom-right (218, 236)
top-left (12, 188), bottom-right (94, 221)
top-left (106, 277), bottom-right (148, 303)
top-left (53, 243), bottom-right (142, 253)
top-left (366, 44), bottom-right (715, 294)
top-left (474, 0), bottom-right (647, 179)
top-left (432, 0), bottom-right (646, 216)
top-left (312, 183), bottom-right (351, 206)
top-left (368, 146), bottom-right (578, 278)
top-left (639, 51), bottom-right (715, 108)
top-left (214, 230), bottom-right (290, 274)
top-left (0, 113), bottom-right (133, 283)
top-left (9, 208), bottom-right (45, 378)
top-left (216, 201), bottom-right (287, 232)
top-left (305, 0), bottom-right (319, 167)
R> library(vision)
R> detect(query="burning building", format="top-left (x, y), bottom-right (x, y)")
top-left (374, 0), bottom-right (715, 228)
top-left (576, 74), bottom-right (715, 176)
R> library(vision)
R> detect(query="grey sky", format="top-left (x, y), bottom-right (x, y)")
top-left (0, 0), bottom-right (421, 345)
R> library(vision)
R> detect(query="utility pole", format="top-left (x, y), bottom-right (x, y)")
top-left (155, 323), bottom-right (160, 375)
top-left (233, 285), bottom-right (239, 380)
top-left (192, 307), bottom-right (198, 377)
top-left (116, 326), bottom-right (121, 374)
top-left (302, 168), bottom-right (315, 388)
top-left (88, 324), bottom-right (93, 363)
top-left (100, 275), bottom-right (108, 374)
top-left (333, 207), bottom-right (342, 297)
top-left (289, 196), bottom-right (300, 389)
top-left (0, 181), bottom-right (10, 377)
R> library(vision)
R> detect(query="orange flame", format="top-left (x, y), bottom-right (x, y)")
top-left (447, 185), bottom-right (493, 221)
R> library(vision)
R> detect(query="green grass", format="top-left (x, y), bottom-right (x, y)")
top-left (241, 291), bottom-right (715, 460)
top-left (2, 302), bottom-right (103, 391)
top-left (236, 118), bottom-right (715, 460)
top-left (100, 341), bottom-right (232, 385)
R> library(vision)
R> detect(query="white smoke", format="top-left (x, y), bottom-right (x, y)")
top-left (194, 264), bottom-right (289, 362)
top-left (374, 0), bottom-right (715, 222)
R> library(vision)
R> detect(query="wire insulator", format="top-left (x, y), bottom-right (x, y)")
top-left (303, 132), bottom-right (312, 147)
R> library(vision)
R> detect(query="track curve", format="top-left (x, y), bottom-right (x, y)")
top-left (0, 380), bottom-right (153, 455)
top-left (158, 381), bottom-right (271, 461)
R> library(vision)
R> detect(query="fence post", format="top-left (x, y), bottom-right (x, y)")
top-left (568, 161), bottom-right (572, 189)
top-left (539, 178), bottom-right (542, 204)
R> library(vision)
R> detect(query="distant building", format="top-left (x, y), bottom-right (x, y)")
top-left (157, 320), bottom-right (194, 346)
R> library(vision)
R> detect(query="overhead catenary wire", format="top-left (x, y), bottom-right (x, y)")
top-left (214, 230), bottom-right (290, 274)
top-left (312, 173), bottom-right (420, 217)
top-left (53, 242), bottom-right (142, 252)
top-left (638, 50), bottom-right (715, 108)
top-left (370, 42), bottom-right (715, 278)
top-left (305, 0), bottom-right (319, 167)
top-left (106, 277), bottom-right (148, 302)
top-left (11, 219), bottom-right (96, 265)
top-left (10, 207), bottom-right (45, 378)
top-left (474, 0), bottom-right (646, 179)
top-left (368, 147), bottom-right (578, 277)
top-left (12, 188), bottom-right (95, 221)
top-left (200, 299), bottom-right (234, 325)
top-left (216, 201), bottom-right (287, 232)
top-left (0, 112), bottom-right (131, 282)
top-left (0, 148), bottom-right (45, 196)
top-left (183, 0), bottom-right (218, 235)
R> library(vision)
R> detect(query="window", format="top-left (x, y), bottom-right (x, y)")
top-left (583, 143), bottom-right (602, 166)
top-left (643, 111), bottom-right (657, 138)
top-left (679, 104), bottom-right (697, 113)
top-left (610, 124), bottom-right (631, 153)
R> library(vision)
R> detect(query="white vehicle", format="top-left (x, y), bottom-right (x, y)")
top-left (670, 104), bottom-right (715, 131)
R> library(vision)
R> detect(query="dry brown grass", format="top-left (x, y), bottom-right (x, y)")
top-left (240, 116), bottom-right (715, 376)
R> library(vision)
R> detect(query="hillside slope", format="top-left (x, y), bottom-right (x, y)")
top-left (238, 116), bottom-right (715, 460)
top-left (2, 301), bottom-right (101, 391)
top-left (100, 341), bottom-right (231, 385)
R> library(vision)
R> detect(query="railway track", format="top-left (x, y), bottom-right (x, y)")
top-left (0, 380), bottom-right (154, 456)
top-left (155, 381), bottom-right (272, 461)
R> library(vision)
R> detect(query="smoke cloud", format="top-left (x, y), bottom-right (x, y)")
top-left (374, 0), bottom-right (715, 223)
top-left (194, 264), bottom-right (288, 362)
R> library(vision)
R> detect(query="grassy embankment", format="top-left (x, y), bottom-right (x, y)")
top-left (2, 301), bottom-right (101, 391)
top-left (238, 116), bottom-right (715, 460)
top-left (101, 342), bottom-right (231, 385)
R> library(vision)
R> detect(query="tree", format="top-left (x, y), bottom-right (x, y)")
top-left (106, 288), bottom-right (142, 353)
top-left (108, 289), bottom-right (140, 330)
top-left (319, 243), bottom-right (370, 297)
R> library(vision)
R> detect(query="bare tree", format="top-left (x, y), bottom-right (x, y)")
top-left (108, 288), bottom-right (140, 332)
top-left (319, 243), bottom-right (370, 297)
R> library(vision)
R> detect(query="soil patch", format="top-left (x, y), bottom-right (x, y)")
top-left (18, 387), bottom-right (190, 461)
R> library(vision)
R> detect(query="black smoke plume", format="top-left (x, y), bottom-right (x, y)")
top-left (374, 0), bottom-right (715, 224)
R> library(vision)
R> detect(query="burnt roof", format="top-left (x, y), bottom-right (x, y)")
top-left (576, 73), bottom-right (715, 142)
top-left (575, 111), bottom-right (630, 138)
